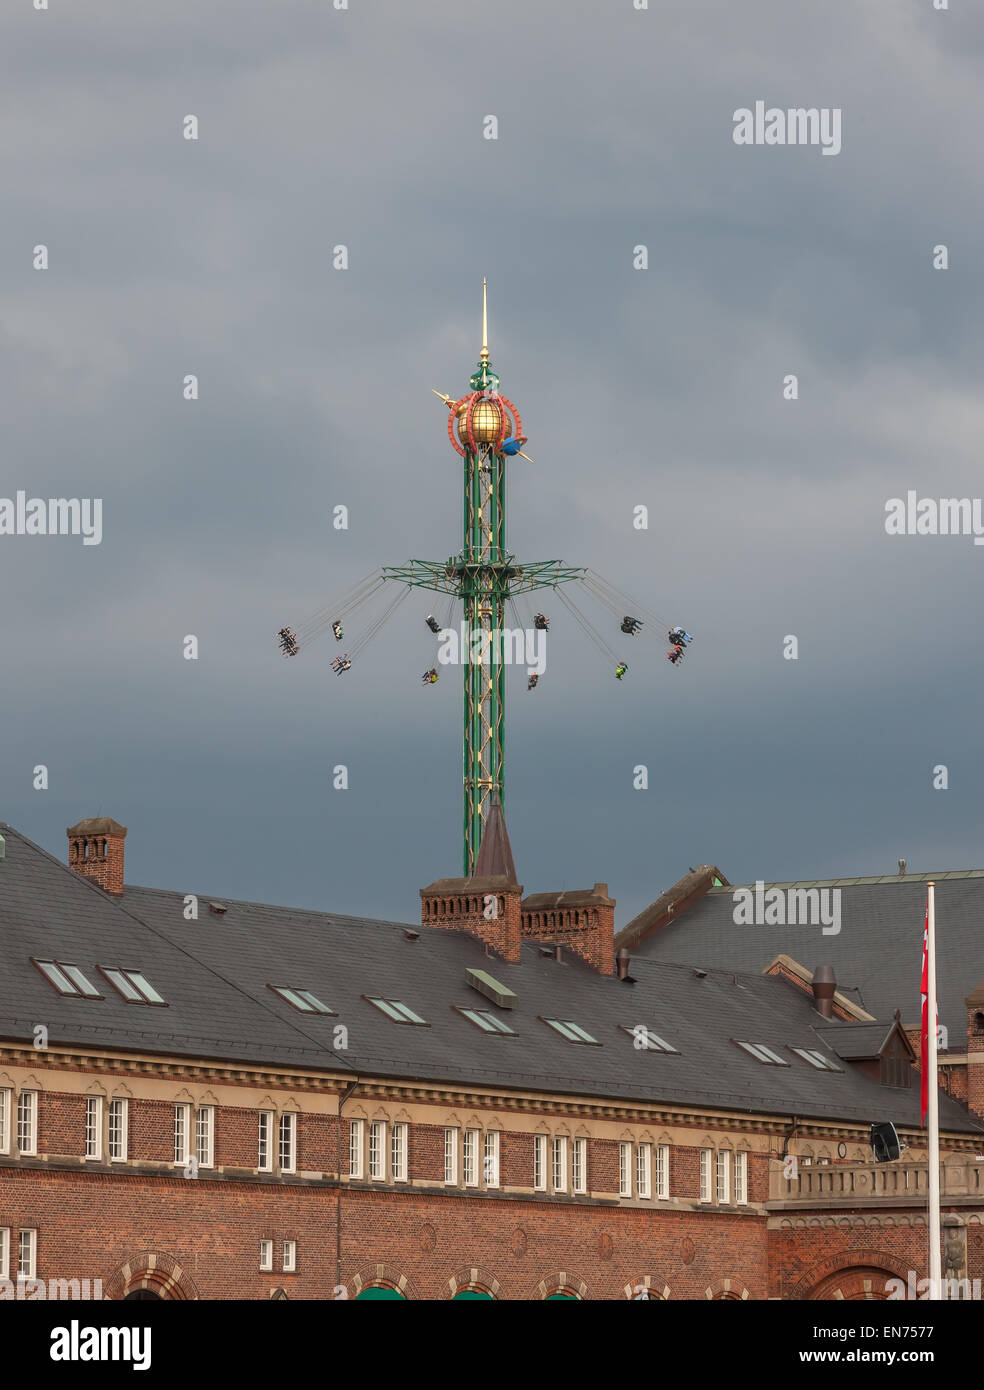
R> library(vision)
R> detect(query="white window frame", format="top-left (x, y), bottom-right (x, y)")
top-left (462, 1128), bottom-right (479, 1188)
top-left (619, 1141), bottom-right (632, 1198)
top-left (368, 1120), bottom-right (386, 1181)
top-left (108, 1098), bottom-right (128, 1162)
top-left (655, 1143), bottom-right (670, 1200)
top-left (391, 1122), bottom-right (408, 1182)
top-left (282, 1240), bottom-right (296, 1273)
top-left (259, 1239), bottom-right (273, 1272)
top-left (444, 1127), bottom-right (458, 1186)
top-left (551, 1135), bottom-right (568, 1193)
top-left (484, 1130), bottom-right (500, 1189)
top-left (85, 1095), bottom-right (103, 1161)
top-left (572, 1136), bottom-right (587, 1195)
top-left (700, 1148), bottom-right (713, 1202)
top-left (279, 1112), bottom-right (297, 1175)
top-left (18, 1228), bottom-right (36, 1281)
top-left (737, 1040), bottom-right (789, 1066)
top-left (0, 1228), bottom-right (9, 1280)
top-left (0, 1089), bottom-right (9, 1155)
top-left (173, 1103), bottom-right (191, 1166)
top-left (636, 1143), bottom-right (652, 1199)
top-left (196, 1106), bottom-right (214, 1169)
top-left (257, 1111), bottom-right (273, 1173)
top-left (349, 1118), bottom-right (364, 1179)
top-left (716, 1149), bottom-right (731, 1205)
top-left (734, 1150), bottom-right (748, 1205)
top-left (534, 1134), bottom-right (548, 1192)
top-left (17, 1091), bottom-right (38, 1156)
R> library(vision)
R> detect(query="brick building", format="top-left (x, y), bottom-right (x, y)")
top-left (1, 814), bottom-right (983, 1301)
top-left (616, 863), bottom-right (984, 1116)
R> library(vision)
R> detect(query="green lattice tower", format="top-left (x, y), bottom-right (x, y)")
top-left (382, 283), bottom-right (584, 873)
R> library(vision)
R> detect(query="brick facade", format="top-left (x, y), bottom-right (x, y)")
top-left (2, 1061), bottom-right (981, 1300)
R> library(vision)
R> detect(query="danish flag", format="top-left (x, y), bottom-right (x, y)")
top-left (920, 907), bottom-right (929, 1127)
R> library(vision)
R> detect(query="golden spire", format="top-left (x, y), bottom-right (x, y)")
top-left (480, 276), bottom-right (489, 362)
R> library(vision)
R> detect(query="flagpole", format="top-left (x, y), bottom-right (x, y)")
top-left (927, 881), bottom-right (942, 1298)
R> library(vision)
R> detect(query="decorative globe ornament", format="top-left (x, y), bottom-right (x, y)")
top-left (447, 389), bottom-right (523, 459)
top-left (456, 396), bottom-right (504, 448)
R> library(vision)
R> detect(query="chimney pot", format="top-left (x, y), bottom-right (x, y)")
top-left (616, 948), bottom-right (631, 981)
top-left (554, 944), bottom-right (563, 963)
top-left (812, 964), bottom-right (837, 1019)
top-left (898, 859), bottom-right (907, 876)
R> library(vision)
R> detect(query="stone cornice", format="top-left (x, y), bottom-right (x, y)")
top-left (1, 1042), bottom-right (978, 1148)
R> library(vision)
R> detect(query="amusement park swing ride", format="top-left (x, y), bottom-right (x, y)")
top-left (278, 282), bottom-right (693, 875)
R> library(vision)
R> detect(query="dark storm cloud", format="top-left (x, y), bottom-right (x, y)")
top-left (2, 0), bottom-right (983, 930)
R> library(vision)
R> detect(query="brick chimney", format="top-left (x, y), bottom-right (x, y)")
top-left (67, 818), bottom-right (127, 895)
top-left (521, 884), bottom-right (615, 975)
top-left (421, 798), bottom-right (616, 973)
top-left (965, 980), bottom-right (984, 1120)
top-left (420, 794), bottom-right (524, 961)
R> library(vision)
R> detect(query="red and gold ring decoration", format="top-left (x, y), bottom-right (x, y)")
top-left (447, 391), bottom-right (523, 458)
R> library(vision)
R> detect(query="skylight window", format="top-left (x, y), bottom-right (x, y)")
top-left (619, 1025), bottom-right (679, 1055)
top-left (543, 1018), bottom-right (599, 1045)
top-left (791, 1047), bottom-right (843, 1072)
top-left (270, 986), bottom-right (335, 1015)
top-left (365, 997), bottom-right (427, 1025)
top-left (125, 972), bottom-right (165, 1004)
top-left (100, 968), bottom-right (166, 1006)
top-left (32, 960), bottom-right (101, 999)
top-left (735, 1041), bottom-right (789, 1066)
top-left (457, 1007), bottom-right (516, 1035)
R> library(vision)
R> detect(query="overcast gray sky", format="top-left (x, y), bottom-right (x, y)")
top-left (2, 0), bottom-right (982, 930)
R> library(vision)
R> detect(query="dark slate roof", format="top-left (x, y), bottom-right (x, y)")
top-left (628, 875), bottom-right (984, 1044)
top-left (1, 826), bottom-right (980, 1134)
top-left (812, 1021), bottom-right (904, 1061)
top-left (0, 826), bottom-right (347, 1069)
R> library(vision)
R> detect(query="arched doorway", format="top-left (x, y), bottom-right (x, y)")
top-left (355, 1285), bottom-right (406, 1300)
top-left (105, 1252), bottom-right (199, 1301)
top-left (808, 1267), bottom-right (895, 1300)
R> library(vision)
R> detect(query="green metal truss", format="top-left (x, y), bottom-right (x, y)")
top-left (380, 366), bottom-right (584, 873)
